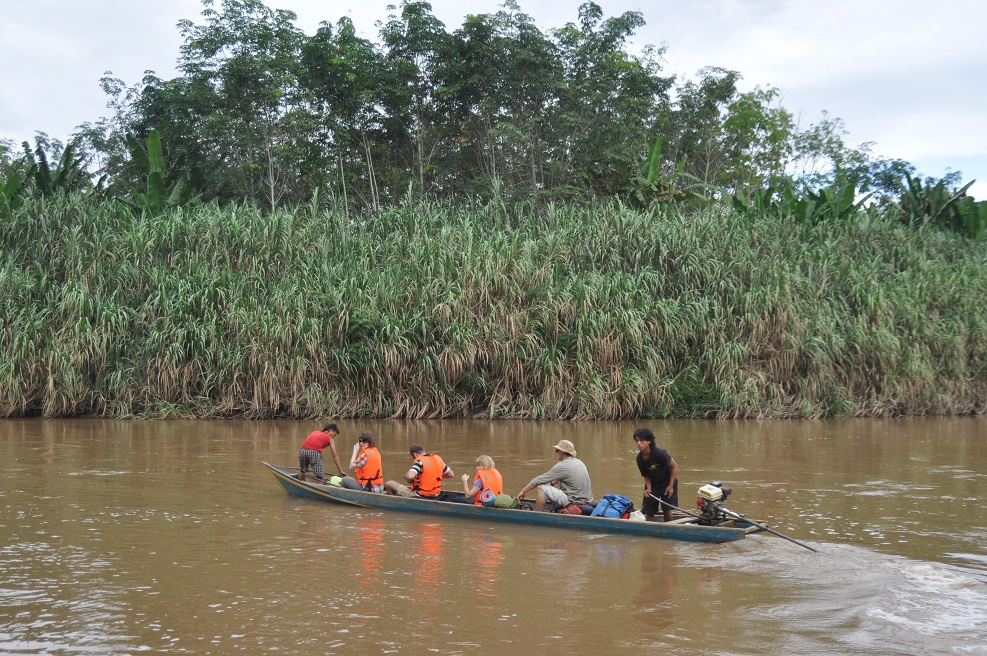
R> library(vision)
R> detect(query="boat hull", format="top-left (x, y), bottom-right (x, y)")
top-left (263, 462), bottom-right (756, 544)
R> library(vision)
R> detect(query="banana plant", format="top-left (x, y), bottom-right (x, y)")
top-left (0, 171), bottom-right (27, 215)
top-left (126, 129), bottom-right (199, 215)
top-left (626, 136), bottom-right (697, 206)
top-left (732, 181), bottom-right (871, 227)
top-left (20, 140), bottom-right (96, 196)
top-left (898, 173), bottom-right (976, 235)
top-left (953, 195), bottom-right (987, 240)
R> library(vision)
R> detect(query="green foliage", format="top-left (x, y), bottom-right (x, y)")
top-left (622, 136), bottom-right (697, 207)
top-left (954, 196), bottom-right (987, 241)
top-left (896, 173), bottom-right (984, 239)
top-left (125, 129), bottom-right (199, 215)
top-left (732, 181), bottom-right (871, 227)
top-left (1, 194), bottom-right (985, 419)
top-left (666, 365), bottom-right (720, 418)
top-left (19, 137), bottom-right (99, 197)
top-left (175, 0), bottom-right (307, 210)
top-left (31, 0), bottom-right (974, 219)
top-left (0, 171), bottom-right (27, 215)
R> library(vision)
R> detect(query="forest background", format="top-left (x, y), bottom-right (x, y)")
top-left (1, 0), bottom-right (985, 419)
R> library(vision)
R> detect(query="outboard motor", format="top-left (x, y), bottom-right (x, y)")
top-left (697, 481), bottom-right (732, 524)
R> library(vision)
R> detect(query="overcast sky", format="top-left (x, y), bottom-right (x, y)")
top-left (2, 0), bottom-right (984, 198)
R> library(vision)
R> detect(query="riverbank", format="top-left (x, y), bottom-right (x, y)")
top-left (2, 194), bottom-right (985, 418)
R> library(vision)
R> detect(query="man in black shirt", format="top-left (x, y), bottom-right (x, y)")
top-left (633, 427), bottom-right (679, 522)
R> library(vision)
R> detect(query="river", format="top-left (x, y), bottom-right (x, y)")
top-left (1, 417), bottom-right (985, 654)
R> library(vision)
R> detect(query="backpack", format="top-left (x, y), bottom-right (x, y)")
top-left (590, 494), bottom-right (634, 519)
top-left (558, 503), bottom-right (595, 515)
top-left (492, 493), bottom-right (520, 509)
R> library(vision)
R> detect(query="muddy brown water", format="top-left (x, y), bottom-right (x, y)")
top-left (1, 417), bottom-right (985, 654)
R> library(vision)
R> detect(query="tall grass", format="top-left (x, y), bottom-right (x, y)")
top-left (1, 193), bottom-right (984, 418)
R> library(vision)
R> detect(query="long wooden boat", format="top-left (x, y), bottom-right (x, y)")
top-left (263, 462), bottom-right (763, 544)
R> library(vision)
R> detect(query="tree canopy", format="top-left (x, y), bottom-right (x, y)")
top-left (1, 0), bottom-right (982, 231)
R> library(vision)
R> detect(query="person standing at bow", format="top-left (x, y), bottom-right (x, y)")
top-left (633, 427), bottom-right (679, 522)
top-left (462, 455), bottom-right (503, 506)
top-left (384, 444), bottom-right (454, 498)
top-left (350, 432), bottom-right (384, 492)
top-left (298, 423), bottom-right (345, 482)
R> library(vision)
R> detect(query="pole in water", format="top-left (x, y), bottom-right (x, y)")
top-left (647, 493), bottom-right (819, 553)
top-left (720, 507), bottom-right (819, 553)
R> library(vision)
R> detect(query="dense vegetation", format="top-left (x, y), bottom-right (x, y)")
top-left (1, 193), bottom-right (984, 419)
top-left (1, 1), bottom-right (985, 419)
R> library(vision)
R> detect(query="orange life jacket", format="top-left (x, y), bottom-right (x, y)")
top-left (355, 447), bottom-right (383, 487)
top-left (472, 467), bottom-right (504, 506)
top-left (413, 453), bottom-right (445, 497)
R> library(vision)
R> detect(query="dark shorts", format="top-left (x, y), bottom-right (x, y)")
top-left (434, 491), bottom-right (470, 503)
top-left (643, 486), bottom-right (679, 516)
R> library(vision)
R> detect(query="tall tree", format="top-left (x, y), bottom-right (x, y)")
top-left (656, 66), bottom-right (740, 189)
top-left (379, 0), bottom-right (451, 196)
top-left (177, 0), bottom-right (307, 210)
top-left (301, 17), bottom-right (390, 210)
top-left (550, 2), bottom-right (671, 196)
top-left (720, 86), bottom-right (795, 193)
top-left (790, 111), bottom-right (871, 192)
top-left (439, 2), bottom-right (561, 198)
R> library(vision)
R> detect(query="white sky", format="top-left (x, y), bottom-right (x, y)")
top-left (2, 0), bottom-right (984, 198)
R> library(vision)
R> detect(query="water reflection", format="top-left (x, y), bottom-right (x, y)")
top-left (633, 548), bottom-right (679, 632)
top-left (409, 521), bottom-right (446, 611)
top-left (467, 530), bottom-right (504, 602)
top-left (353, 517), bottom-right (386, 615)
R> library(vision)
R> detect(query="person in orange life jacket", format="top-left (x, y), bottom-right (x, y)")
top-left (383, 444), bottom-right (454, 498)
top-left (298, 423), bottom-right (345, 482)
top-left (349, 432), bottom-right (384, 493)
top-left (461, 455), bottom-right (504, 506)
top-left (633, 427), bottom-right (679, 522)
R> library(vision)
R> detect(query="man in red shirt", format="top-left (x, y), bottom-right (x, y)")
top-left (298, 424), bottom-right (345, 482)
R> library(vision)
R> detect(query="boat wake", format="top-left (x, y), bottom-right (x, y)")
top-left (677, 540), bottom-right (987, 654)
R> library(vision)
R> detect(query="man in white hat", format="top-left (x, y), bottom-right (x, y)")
top-left (516, 440), bottom-right (594, 512)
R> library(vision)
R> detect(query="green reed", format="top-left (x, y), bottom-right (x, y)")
top-left (1, 193), bottom-right (984, 418)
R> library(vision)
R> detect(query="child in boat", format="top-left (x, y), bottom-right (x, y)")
top-left (461, 455), bottom-right (504, 505)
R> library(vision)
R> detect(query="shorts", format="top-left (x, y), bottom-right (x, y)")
top-left (642, 482), bottom-right (679, 516)
top-left (538, 484), bottom-right (571, 510)
top-left (299, 448), bottom-right (325, 480)
top-left (389, 482), bottom-right (419, 498)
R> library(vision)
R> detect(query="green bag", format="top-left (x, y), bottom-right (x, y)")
top-left (492, 493), bottom-right (520, 509)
